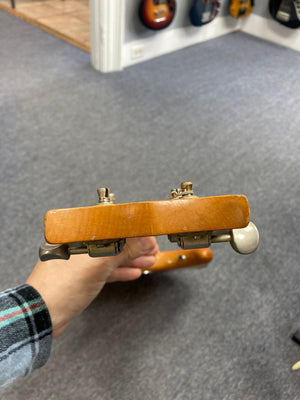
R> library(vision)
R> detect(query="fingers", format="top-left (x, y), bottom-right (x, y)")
top-left (118, 254), bottom-right (157, 269)
top-left (106, 237), bottom-right (158, 283)
top-left (66, 237), bottom-right (158, 284)
top-left (80, 237), bottom-right (157, 271)
top-left (116, 237), bottom-right (158, 265)
top-left (106, 268), bottom-right (142, 282)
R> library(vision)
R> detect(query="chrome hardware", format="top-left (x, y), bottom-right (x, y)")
top-left (168, 232), bottom-right (211, 249)
top-left (97, 187), bottom-right (115, 204)
top-left (86, 239), bottom-right (125, 257)
top-left (39, 239), bottom-right (126, 261)
top-left (39, 182), bottom-right (259, 262)
top-left (39, 244), bottom-right (70, 261)
top-left (39, 186), bottom-right (122, 261)
top-left (154, 17), bottom-right (167, 23)
top-left (154, 9), bottom-right (167, 16)
top-left (170, 181), bottom-right (196, 199)
top-left (168, 222), bottom-right (259, 255)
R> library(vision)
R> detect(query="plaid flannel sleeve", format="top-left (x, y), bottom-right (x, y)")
top-left (0, 284), bottom-right (52, 389)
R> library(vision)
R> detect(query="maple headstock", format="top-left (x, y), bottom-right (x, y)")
top-left (39, 182), bottom-right (259, 272)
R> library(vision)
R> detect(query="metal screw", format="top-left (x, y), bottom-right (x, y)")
top-left (97, 187), bottom-right (115, 204)
top-left (181, 181), bottom-right (193, 191)
top-left (171, 188), bottom-right (181, 198)
top-left (180, 181), bottom-right (194, 197)
top-left (170, 181), bottom-right (194, 199)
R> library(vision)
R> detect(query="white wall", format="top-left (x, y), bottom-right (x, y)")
top-left (89, 0), bottom-right (300, 73)
top-left (122, 0), bottom-right (240, 68)
top-left (124, 0), bottom-right (231, 43)
top-left (240, 0), bottom-right (300, 52)
top-left (252, 0), bottom-right (272, 18)
top-left (122, 0), bottom-right (300, 69)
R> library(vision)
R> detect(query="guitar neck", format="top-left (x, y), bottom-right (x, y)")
top-left (39, 183), bottom-right (259, 263)
top-left (44, 195), bottom-right (250, 244)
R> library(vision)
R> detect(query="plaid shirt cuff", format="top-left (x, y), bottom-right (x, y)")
top-left (0, 284), bottom-right (52, 389)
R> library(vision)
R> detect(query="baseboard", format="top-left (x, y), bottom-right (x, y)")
top-left (240, 14), bottom-right (300, 52)
top-left (122, 16), bottom-right (241, 69)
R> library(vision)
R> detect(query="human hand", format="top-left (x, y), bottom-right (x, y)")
top-left (26, 237), bottom-right (158, 338)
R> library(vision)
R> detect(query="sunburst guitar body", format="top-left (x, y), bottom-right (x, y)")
top-left (139, 0), bottom-right (176, 30)
top-left (229, 0), bottom-right (254, 18)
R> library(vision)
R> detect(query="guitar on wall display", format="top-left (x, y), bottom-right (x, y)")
top-left (189, 0), bottom-right (220, 27)
top-left (229, 0), bottom-right (254, 18)
top-left (269, 0), bottom-right (300, 28)
top-left (139, 0), bottom-right (176, 30)
top-left (39, 182), bottom-right (259, 274)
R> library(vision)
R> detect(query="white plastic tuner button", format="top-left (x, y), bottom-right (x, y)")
top-left (230, 221), bottom-right (259, 254)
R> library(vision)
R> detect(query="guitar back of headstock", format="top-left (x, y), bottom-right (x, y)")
top-left (43, 195), bottom-right (250, 244)
top-left (40, 182), bottom-right (259, 272)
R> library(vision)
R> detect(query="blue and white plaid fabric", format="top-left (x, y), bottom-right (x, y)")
top-left (0, 285), bottom-right (52, 389)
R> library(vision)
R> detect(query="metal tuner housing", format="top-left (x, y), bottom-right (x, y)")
top-left (168, 222), bottom-right (259, 255)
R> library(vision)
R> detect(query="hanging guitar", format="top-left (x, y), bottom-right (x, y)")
top-left (229, 0), bottom-right (254, 18)
top-left (269, 0), bottom-right (300, 28)
top-left (139, 0), bottom-right (176, 30)
top-left (39, 182), bottom-right (259, 274)
top-left (189, 0), bottom-right (220, 26)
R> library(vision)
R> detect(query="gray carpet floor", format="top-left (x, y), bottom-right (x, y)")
top-left (1, 9), bottom-right (300, 400)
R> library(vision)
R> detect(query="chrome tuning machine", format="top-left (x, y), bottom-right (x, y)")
top-left (39, 186), bottom-right (124, 261)
top-left (168, 222), bottom-right (259, 255)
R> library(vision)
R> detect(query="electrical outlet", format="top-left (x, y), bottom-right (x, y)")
top-left (131, 45), bottom-right (144, 60)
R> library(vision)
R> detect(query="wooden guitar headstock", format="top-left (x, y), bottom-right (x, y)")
top-left (39, 182), bottom-right (259, 272)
